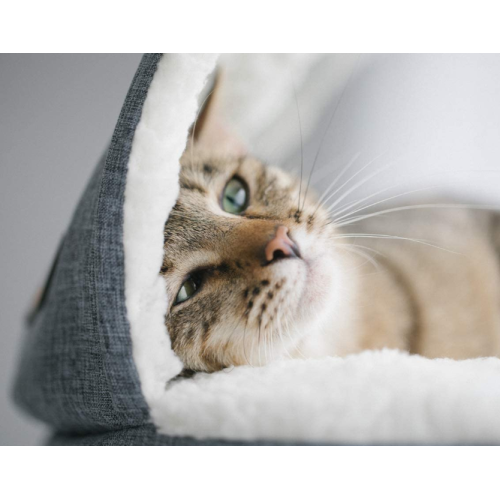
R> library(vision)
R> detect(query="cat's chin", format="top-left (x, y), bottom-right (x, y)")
top-left (287, 231), bottom-right (340, 319)
top-left (270, 251), bottom-right (339, 325)
top-left (301, 254), bottom-right (339, 314)
top-left (246, 252), bottom-right (343, 365)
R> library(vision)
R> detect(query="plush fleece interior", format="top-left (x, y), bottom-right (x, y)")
top-left (123, 53), bottom-right (500, 444)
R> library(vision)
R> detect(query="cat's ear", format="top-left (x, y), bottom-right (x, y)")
top-left (188, 71), bottom-right (247, 156)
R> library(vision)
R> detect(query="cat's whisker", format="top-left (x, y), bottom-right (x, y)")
top-left (241, 318), bottom-right (253, 367)
top-left (335, 242), bottom-right (386, 263)
top-left (224, 307), bottom-right (249, 352)
top-left (331, 232), bottom-right (462, 255)
top-left (312, 151), bottom-right (397, 221)
top-left (282, 312), bottom-right (307, 359)
top-left (334, 242), bottom-right (386, 256)
top-left (250, 317), bottom-right (257, 367)
top-left (281, 316), bottom-right (294, 355)
top-left (322, 157), bottom-right (496, 223)
top-left (329, 181), bottom-right (438, 223)
top-left (273, 302), bottom-right (288, 358)
top-left (329, 185), bottom-right (442, 226)
top-left (328, 169), bottom-right (500, 224)
top-left (262, 320), bottom-right (269, 364)
top-left (268, 323), bottom-right (275, 362)
top-left (322, 156), bottom-right (398, 215)
top-left (336, 245), bottom-right (380, 273)
top-left (335, 203), bottom-right (500, 229)
top-left (258, 320), bottom-right (263, 366)
top-left (310, 152), bottom-right (362, 217)
top-left (268, 322), bottom-right (275, 362)
top-left (267, 319), bottom-right (274, 361)
top-left (276, 321), bottom-right (293, 360)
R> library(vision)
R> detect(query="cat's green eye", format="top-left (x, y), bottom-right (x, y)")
top-left (222, 177), bottom-right (248, 214)
top-left (174, 276), bottom-right (199, 305)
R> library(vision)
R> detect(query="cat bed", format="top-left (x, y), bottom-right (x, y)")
top-left (13, 53), bottom-right (500, 445)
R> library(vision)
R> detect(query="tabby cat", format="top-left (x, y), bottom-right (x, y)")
top-left (160, 81), bottom-right (500, 373)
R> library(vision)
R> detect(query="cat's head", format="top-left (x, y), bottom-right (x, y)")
top-left (161, 75), bottom-right (345, 372)
top-left (161, 150), bottom-right (345, 372)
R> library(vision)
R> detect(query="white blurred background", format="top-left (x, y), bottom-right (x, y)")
top-left (296, 55), bottom-right (500, 209)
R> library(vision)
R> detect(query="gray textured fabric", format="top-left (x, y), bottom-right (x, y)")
top-left (13, 54), bottom-right (161, 435)
top-left (48, 425), bottom-right (273, 446)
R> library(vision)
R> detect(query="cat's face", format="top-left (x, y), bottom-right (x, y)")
top-left (161, 151), bottom-right (343, 372)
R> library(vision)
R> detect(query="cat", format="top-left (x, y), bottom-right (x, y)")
top-left (160, 78), bottom-right (500, 373)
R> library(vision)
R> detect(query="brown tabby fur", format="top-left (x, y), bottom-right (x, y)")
top-left (161, 80), bottom-right (500, 373)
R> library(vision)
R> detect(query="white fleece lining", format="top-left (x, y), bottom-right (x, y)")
top-left (160, 350), bottom-right (500, 444)
top-left (124, 54), bottom-right (500, 444)
top-left (124, 54), bottom-right (219, 413)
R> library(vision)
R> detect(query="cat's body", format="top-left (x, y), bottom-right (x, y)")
top-left (161, 151), bottom-right (500, 372)
top-left (305, 208), bottom-right (500, 360)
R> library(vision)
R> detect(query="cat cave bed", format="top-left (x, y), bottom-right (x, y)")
top-left (13, 53), bottom-right (500, 445)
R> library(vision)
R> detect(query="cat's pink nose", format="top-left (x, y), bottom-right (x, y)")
top-left (265, 226), bottom-right (301, 263)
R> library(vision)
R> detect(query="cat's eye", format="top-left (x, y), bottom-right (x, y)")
top-left (174, 274), bottom-right (202, 305)
top-left (222, 177), bottom-right (249, 214)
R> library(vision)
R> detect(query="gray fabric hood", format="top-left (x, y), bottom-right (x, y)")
top-left (13, 54), bottom-right (160, 436)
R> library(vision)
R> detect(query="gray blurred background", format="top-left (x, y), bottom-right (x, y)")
top-left (2, 54), bottom-right (500, 445)
top-left (0, 54), bottom-right (142, 445)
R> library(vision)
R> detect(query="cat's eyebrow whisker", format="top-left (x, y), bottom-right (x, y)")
top-left (291, 73), bottom-right (304, 214)
top-left (294, 148), bottom-right (363, 187)
top-left (334, 203), bottom-right (500, 229)
top-left (301, 55), bottom-right (361, 213)
top-left (331, 232), bottom-right (462, 255)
